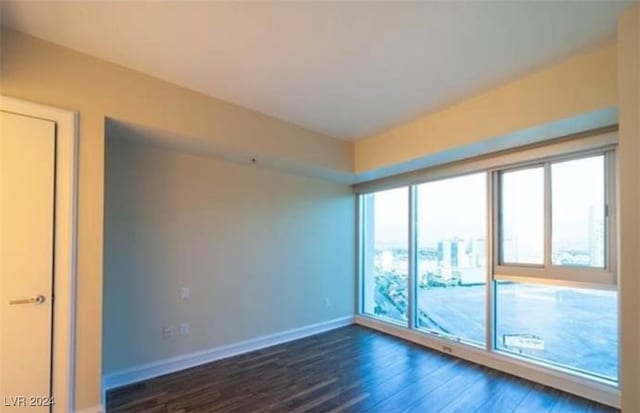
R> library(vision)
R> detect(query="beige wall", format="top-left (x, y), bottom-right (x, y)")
top-left (617, 5), bottom-right (640, 413)
top-left (354, 42), bottom-right (618, 173)
top-left (0, 28), bottom-right (351, 410)
top-left (103, 135), bottom-right (354, 374)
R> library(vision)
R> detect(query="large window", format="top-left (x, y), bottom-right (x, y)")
top-left (361, 187), bottom-right (408, 325)
top-left (495, 154), bottom-right (613, 285)
top-left (358, 143), bottom-right (618, 388)
top-left (416, 173), bottom-right (486, 345)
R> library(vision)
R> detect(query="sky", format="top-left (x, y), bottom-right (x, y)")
top-left (370, 173), bottom-right (485, 247)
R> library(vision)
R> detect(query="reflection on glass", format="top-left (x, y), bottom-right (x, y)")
top-left (362, 187), bottom-right (408, 324)
top-left (496, 281), bottom-right (618, 381)
top-left (416, 173), bottom-right (486, 344)
top-left (552, 156), bottom-right (605, 268)
top-left (500, 167), bottom-right (544, 265)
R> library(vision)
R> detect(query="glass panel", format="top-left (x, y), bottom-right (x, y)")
top-left (552, 155), bottom-right (605, 268)
top-left (362, 187), bottom-right (408, 325)
top-left (496, 281), bottom-right (618, 381)
top-left (500, 167), bottom-right (544, 265)
top-left (416, 173), bottom-right (486, 345)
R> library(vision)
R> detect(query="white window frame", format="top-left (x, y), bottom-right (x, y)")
top-left (492, 149), bottom-right (617, 289)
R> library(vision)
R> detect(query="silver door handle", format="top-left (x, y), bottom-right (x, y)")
top-left (9, 295), bottom-right (46, 305)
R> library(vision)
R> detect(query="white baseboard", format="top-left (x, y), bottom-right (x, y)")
top-left (102, 315), bottom-right (354, 397)
top-left (355, 315), bottom-right (620, 409)
top-left (75, 404), bottom-right (104, 413)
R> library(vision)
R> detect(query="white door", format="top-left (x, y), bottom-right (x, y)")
top-left (0, 111), bottom-right (56, 413)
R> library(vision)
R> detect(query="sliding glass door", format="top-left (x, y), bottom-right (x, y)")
top-left (415, 173), bottom-right (487, 345)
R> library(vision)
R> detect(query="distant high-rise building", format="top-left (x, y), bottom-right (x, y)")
top-left (437, 238), bottom-right (467, 268)
top-left (451, 240), bottom-right (459, 268)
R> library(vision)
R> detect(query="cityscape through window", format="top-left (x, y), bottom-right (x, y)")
top-left (362, 187), bottom-right (408, 324)
top-left (416, 173), bottom-right (486, 344)
top-left (551, 155), bottom-right (606, 267)
top-left (359, 150), bottom-right (618, 382)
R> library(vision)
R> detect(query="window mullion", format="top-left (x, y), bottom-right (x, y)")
top-left (605, 150), bottom-right (616, 276)
top-left (487, 171), bottom-right (497, 351)
top-left (544, 162), bottom-right (552, 270)
top-left (357, 195), bottom-right (364, 315)
top-left (408, 186), bottom-right (417, 330)
top-left (494, 171), bottom-right (502, 268)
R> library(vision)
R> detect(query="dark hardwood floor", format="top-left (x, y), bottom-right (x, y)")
top-left (106, 325), bottom-right (618, 413)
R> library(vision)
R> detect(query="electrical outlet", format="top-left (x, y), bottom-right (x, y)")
top-left (180, 322), bottom-right (190, 336)
top-left (180, 287), bottom-right (190, 300)
top-left (163, 326), bottom-right (174, 339)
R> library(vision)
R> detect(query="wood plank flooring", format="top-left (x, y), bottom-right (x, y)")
top-left (106, 325), bottom-right (618, 413)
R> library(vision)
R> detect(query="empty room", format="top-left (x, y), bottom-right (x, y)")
top-left (1, 1), bottom-right (639, 412)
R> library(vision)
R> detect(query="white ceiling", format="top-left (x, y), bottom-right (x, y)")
top-left (1, 1), bottom-right (634, 140)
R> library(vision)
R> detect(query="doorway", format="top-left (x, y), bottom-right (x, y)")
top-left (0, 96), bottom-right (78, 413)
